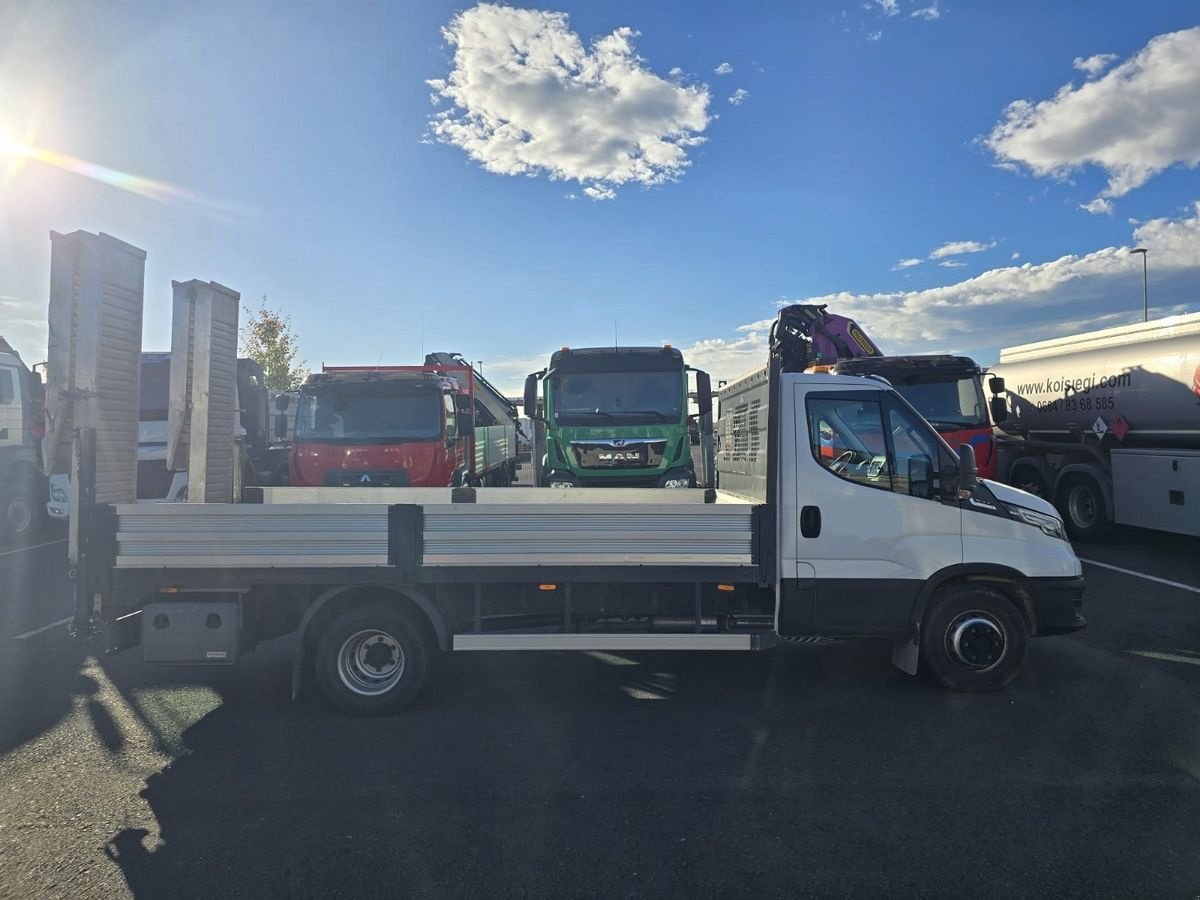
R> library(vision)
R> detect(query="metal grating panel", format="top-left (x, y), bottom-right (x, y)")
top-left (168, 280), bottom-right (240, 502)
top-left (44, 231), bottom-right (146, 501)
top-left (422, 504), bottom-right (754, 566)
top-left (113, 504), bottom-right (390, 568)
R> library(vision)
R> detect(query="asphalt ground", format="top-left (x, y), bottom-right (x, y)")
top-left (1, 520), bottom-right (1198, 899)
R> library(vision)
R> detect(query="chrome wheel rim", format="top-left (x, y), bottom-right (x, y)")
top-left (946, 612), bottom-right (1006, 671)
top-left (337, 629), bottom-right (406, 696)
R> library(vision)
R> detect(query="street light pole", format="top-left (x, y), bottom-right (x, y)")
top-left (1131, 247), bottom-right (1149, 322)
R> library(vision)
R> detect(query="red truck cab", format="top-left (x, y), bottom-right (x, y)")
top-left (289, 369), bottom-right (471, 487)
top-left (827, 355), bottom-right (997, 479)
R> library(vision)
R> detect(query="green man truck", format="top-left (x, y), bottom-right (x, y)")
top-left (523, 346), bottom-right (712, 488)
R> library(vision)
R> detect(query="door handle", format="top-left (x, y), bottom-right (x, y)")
top-left (800, 505), bottom-right (821, 538)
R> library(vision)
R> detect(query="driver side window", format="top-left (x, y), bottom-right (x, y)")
top-left (806, 397), bottom-right (891, 491)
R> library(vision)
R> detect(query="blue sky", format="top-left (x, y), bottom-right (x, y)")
top-left (1, 1), bottom-right (1198, 392)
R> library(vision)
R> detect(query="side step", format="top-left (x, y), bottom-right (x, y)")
top-left (452, 633), bottom-right (776, 652)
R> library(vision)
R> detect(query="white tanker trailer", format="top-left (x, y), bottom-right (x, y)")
top-left (988, 312), bottom-right (1200, 540)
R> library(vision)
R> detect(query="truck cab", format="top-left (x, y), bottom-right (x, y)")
top-left (827, 355), bottom-right (998, 479)
top-left (289, 370), bottom-right (473, 487)
top-left (0, 338), bottom-right (47, 541)
top-left (524, 346), bottom-right (710, 488)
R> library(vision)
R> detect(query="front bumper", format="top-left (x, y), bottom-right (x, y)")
top-left (1029, 575), bottom-right (1087, 635)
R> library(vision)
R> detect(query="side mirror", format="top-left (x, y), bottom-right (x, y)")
top-left (275, 393), bottom-right (291, 412)
top-left (907, 454), bottom-right (933, 499)
top-left (456, 411), bottom-right (474, 436)
top-left (988, 375), bottom-right (1005, 395)
top-left (274, 413), bottom-right (289, 440)
top-left (523, 374), bottom-right (539, 418)
top-left (989, 396), bottom-right (1009, 424)
top-left (956, 443), bottom-right (979, 498)
top-left (454, 393), bottom-right (472, 413)
top-left (695, 371), bottom-right (713, 417)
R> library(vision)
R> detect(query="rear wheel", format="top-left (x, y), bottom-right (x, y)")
top-left (920, 583), bottom-right (1028, 692)
top-left (314, 604), bottom-right (432, 715)
top-left (1057, 474), bottom-right (1110, 542)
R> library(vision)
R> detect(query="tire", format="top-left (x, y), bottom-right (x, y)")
top-left (2, 476), bottom-right (44, 544)
top-left (1056, 474), bottom-right (1110, 542)
top-left (920, 583), bottom-right (1028, 693)
top-left (314, 603), bottom-right (432, 715)
top-left (1010, 464), bottom-right (1048, 500)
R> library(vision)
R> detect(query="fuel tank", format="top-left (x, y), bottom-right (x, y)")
top-left (991, 312), bottom-right (1200, 447)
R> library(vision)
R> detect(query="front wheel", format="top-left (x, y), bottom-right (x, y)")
top-left (920, 584), bottom-right (1028, 692)
top-left (314, 604), bottom-right (432, 715)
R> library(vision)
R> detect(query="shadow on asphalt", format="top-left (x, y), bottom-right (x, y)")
top-left (98, 636), bottom-right (1200, 898)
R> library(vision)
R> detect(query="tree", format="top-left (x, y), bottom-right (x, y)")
top-left (240, 297), bottom-right (309, 391)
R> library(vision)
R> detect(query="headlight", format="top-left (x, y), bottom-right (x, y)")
top-left (1005, 503), bottom-right (1067, 540)
top-left (657, 467), bottom-right (694, 489)
top-left (545, 470), bottom-right (577, 488)
top-left (50, 484), bottom-right (68, 503)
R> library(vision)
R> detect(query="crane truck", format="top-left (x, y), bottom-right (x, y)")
top-left (721, 305), bottom-right (999, 479)
top-left (61, 267), bottom-right (1086, 714)
top-left (988, 312), bottom-right (1200, 540)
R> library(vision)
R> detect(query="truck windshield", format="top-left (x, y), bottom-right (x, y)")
top-left (892, 377), bottom-right (988, 430)
top-left (552, 371), bottom-right (683, 425)
top-left (295, 386), bottom-right (442, 443)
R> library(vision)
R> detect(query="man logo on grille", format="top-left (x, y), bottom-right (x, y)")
top-left (360, 474), bottom-right (372, 484)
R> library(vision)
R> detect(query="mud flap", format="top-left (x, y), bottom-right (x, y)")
top-left (891, 630), bottom-right (920, 675)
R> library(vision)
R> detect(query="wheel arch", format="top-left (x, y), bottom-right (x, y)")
top-left (290, 584), bottom-right (449, 699)
top-left (912, 563), bottom-right (1035, 637)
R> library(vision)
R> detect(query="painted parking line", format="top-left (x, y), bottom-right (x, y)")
top-left (0, 538), bottom-right (67, 558)
top-left (1079, 559), bottom-right (1200, 595)
top-left (12, 617), bottom-right (72, 641)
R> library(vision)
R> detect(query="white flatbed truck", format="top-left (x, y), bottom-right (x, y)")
top-left (69, 315), bottom-right (1087, 714)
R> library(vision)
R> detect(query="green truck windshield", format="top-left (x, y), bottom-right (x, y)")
top-left (552, 371), bottom-right (683, 425)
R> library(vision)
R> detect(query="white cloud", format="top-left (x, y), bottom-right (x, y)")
top-left (427, 4), bottom-right (711, 198)
top-left (728, 89), bottom-right (749, 106)
top-left (485, 204), bottom-right (1200, 389)
top-left (875, 0), bottom-right (900, 16)
top-left (0, 295), bottom-right (44, 361)
top-left (985, 28), bottom-right (1200, 206)
top-left (1072, 53), bottom-right (1118, 77)
top-left (1080, 197), bottom-right (1113, 215)
top-left (1011, 251), bottom-right (1020, 260)
top-left (938, 260), bottom-right (967, 268)
top-left (867, 31), bottom-right (883, 42)
top-left (929, 239), bottom-right (997, 259)
top-left (671, 203), bottom-right (1200, 384)
top-left (668, 66), bottom-right (684, 78)
top-left (714, 62), bottom-right (734, 75)
top-left (893, 257), bottom-right (923, 270)
top-left (910, 3), bottom-right (941, 20)
top-left (583, 184), bottom-right (617, 201)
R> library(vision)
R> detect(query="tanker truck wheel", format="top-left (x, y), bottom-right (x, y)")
top-left (1010, 464), bottom-right (1047, 499)
top-left (1057, 475), bottom-right (1111, 542)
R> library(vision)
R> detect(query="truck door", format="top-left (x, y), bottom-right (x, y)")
top-left (780, 388), bottom-right (962, 636)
